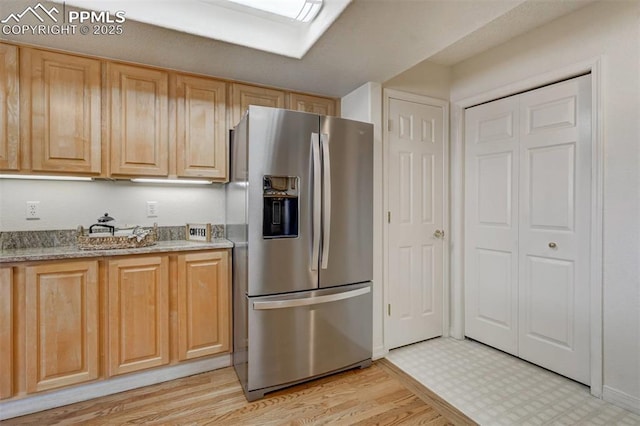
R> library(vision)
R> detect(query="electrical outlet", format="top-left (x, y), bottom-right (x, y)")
top-left (146, 201), bottom-right (158, 218)
top-left (26, 201), bottom-right (40, 220)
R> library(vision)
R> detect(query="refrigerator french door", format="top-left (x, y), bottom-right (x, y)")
top-left (228, 106), bottom-right (373, 401)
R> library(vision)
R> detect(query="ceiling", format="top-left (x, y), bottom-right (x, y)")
top-left (53, 0), bottom-right (352, 59)
top-left (0, 0), bottom-right (594, 97)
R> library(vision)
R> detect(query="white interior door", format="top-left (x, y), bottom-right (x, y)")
top-left (387, 96), bottom-right (445, 349)
top-left (464, 96), bottom-right (520, 355)
top-left (517, 76), bottom-right (591, 385)
top-left (464, 75), bottom-right (591, 385)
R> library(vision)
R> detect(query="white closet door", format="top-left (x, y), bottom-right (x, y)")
top-left (387, 97), bottom-right (445, 349)
top-left (518, 75), bottom-right (591, 385)
top-left (464, 96), bottom-right (520, 355)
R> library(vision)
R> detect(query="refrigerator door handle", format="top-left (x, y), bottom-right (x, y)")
top-left (321, 133), bottom-right (331, 269)
top-left (311, 133), bottom-right (321, 271)
top-left (252, 286), bottom-right (370, 310)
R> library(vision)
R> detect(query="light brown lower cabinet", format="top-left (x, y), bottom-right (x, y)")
top-left (177, 251), bottom-right (230, 361)
top-left (2, 249), bottom-right (231, 401)
top-left (107, 255), bottom-right (170, 376)
top-left (0, 267), bottom-right (13, 399)
top-left (24, 260), bottom-right (99, 393)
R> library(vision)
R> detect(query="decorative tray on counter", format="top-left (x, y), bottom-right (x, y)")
top-left (76, 223), bottom-right (158, 250)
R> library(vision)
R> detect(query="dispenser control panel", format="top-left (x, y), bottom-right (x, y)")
top-left (263, 176), bottom-right (299, 238)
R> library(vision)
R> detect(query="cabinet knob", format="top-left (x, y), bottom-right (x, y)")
top-left (548, 242), bottom-right (557, 248)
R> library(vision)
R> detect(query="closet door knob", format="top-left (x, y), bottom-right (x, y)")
top-left (548, 242), bottom-right (557, 248)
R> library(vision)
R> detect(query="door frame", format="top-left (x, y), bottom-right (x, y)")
top-left (382, 89), bottom-right (450, 352)
top-left (450, 58), bottom-right (604, 397)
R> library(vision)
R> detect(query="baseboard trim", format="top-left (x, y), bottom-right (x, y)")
top-left (373, 345), bottom-right (388, 360)
top-left (0, 355), bottom-right (231, 420)
top-left (603, 385), bottom-right (640, 415)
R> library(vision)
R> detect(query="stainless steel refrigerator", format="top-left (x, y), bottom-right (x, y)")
top-left (227, 106), bottom-right (373, 401)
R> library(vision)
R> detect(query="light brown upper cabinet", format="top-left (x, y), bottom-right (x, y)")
top-left (107, 255), bottom-right (169, 376)
top-left (230, 83), bottom-right (286, 127)
top-left (22, 48), bottom-right (102, 174)
top-left (0, 44), bottom-right (19, 171)
top-left (24, 260), bottom-right (99, 393)
top-left (108, 63), bottom-right (169, 177)
top-left (174, 74), bottom-right (227, 180)
top-left (177, 250), bottom-right (231, 361)
top-left (0, 268), bottom-right (13, 399)
top-left (289, 92), bottom-right (337, 116)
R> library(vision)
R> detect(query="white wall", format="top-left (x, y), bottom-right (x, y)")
top-left (0, 179), bottom-right (225, 231)
top-left (383, 59), bottom-right (451, 100)
top-left (451, 1), bottom-right (640, 412)
top-left (341, 82), bottom-right (385, 359)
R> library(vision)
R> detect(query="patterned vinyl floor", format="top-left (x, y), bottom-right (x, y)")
top-left (386, 337), bottom-right (640, 425)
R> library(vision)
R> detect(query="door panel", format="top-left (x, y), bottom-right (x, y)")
top-left (465, 96), bottom-right (520, 355)
top-left (399, 152), bottom-right (412, 223)
top-left (0, 44), bottom-right (19, 171)
top-left (25, 261), bottom-right (99, 392)
top-left (464, 75), bottom-right (591, 385)
top-left (108, 63), bottom-right (169, 176)
top-left (246, 107), bottom-right (318, 296)
top-left (518, 75), bottom-right (591, 385)
top-left (477, 153), bottom-right (512, 226)
top-left (528, 144), bottom-right (575, 230)
top-left (108, 256), bottom-right (169, 376)
top-left (247, 283), bottom-right (371, 393)
top-left (177, 251), bottom-right (230, 360)
top-left (0, 268), bottom-right (12, 399)
top-left (28, 49), bottom-right (101, 174)
top-left (175, 74), bottom-right (227, 179)
top-left (388, 97), bottom-right (445, 349)
top-left (289, 92), bottom-right (336, 116)
top-left (318, 116), bottom-right (373, 288)
top-left (475, 248), bottom-right (514, 329)
top-left (525, 256), bottom-right (574, 348)
top-left (231, 83), bottom-right (285, 127)
top-left (527, 96), bottom-right (576, 132)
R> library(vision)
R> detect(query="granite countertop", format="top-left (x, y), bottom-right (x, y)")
top-left (0, 239), bottom-right (233, 263)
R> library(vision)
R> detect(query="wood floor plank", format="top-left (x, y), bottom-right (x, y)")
top-left (377, 358), bottom-right (476, 425)
top-left (5, 361), bottom-right (473, 425)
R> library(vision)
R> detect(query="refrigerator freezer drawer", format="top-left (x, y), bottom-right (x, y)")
top-left (246, 282), bottom-right (372, 397)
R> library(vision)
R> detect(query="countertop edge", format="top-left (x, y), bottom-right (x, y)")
top-left (0, 239), bottom-right (234, 263)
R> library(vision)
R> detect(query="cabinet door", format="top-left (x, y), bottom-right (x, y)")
top-left (108, 256), bottom-right (169, 376)
top-left (0, 268), bottom-right (12, 399)
top-left (25, 49), bottom-right (102, 174)
top-left (108, 63), bottom-right (169, 176)
top-left (25, 261), bottom-right (99, 393)
top-left (0, 44), bottom-right (19, 171)
top-left (177, 251), bottom-right (230, 360)
top-left (289, 92), bottom-right (337, 116)
top-left (175, 75), bottom-right (227, 180)
top-left (230, 83), bottom-right (285, 127)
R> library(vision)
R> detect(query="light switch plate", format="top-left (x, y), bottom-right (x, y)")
top-left (146, 201), bottom-right (158, 217)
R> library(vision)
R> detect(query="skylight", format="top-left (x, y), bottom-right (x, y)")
top-left (52, 0), bottom-right (350, 59)
top-left (225, 0), bottom-right (323, 23)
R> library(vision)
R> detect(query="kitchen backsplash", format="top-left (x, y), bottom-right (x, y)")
top-left (0, 179), bottom-right (226, 232)
top-left (0, 225), bottom-right (226, 250)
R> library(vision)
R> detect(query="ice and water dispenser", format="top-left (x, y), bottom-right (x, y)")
top-left (263, 176), bottom-right (299, 238)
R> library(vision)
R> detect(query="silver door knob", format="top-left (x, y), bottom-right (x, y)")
top-left (548, 242), bottom-right (557, 248)
top-left (434, 229), bottom-right (445, 239)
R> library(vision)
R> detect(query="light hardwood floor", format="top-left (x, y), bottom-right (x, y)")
top-left (4, 360), bottom-right (475, 425)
